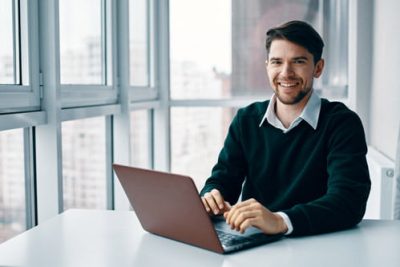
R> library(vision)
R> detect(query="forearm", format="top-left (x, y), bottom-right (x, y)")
top-left (283, 180), bottom-right (370, 236)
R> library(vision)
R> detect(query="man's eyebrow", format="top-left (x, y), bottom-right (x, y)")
top-left (268, 57), bottom-right (281, 61)
top-left (292, 56), bottom-right (309, 61)
top-left (268, 56), bottom-right (309, 61)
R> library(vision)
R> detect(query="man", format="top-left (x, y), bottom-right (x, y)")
top-left (200, 20), bottom-right (371, 236)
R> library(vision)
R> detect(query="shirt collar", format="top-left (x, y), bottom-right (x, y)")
top-left (259, 90), bottom-right (321, 132)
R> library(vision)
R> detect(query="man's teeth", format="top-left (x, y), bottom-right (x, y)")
top-left (279, 82), bottom-right (297, 87)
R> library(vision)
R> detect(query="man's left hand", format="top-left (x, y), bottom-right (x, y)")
top-left (224, 198), bottom-right (288, 234)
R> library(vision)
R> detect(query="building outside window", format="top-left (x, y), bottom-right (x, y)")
top-left (62, 117), bottom-right (107, 210)
top-left (0, 129), bottom-right (26, 243)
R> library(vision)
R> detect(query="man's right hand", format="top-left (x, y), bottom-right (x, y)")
top-left (201, 189), bottom-right (231, 215)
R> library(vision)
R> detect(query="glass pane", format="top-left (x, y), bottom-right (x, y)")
top-left (59, 0), bottom-right (103, 84)
top-left (170, 0), bottom-right (328, 99)
top-left (171, 107), bottom-right (234, 189)
top-left (0, 0), bottom-right (15, 84)
top-left (130, 110), bottom-right (151, 168)
top-left (62, 117), bottom-right (107, 210)
top-left (129, 0), bottom-right (150, 86)
top-left (170, 0), bottom-right (231, 99)
top-left (0, 129), bottom-right (26, 243)
top-left (318, 0), bottom-right (348, 99)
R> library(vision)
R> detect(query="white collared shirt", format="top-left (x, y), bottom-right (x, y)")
top-left (259, 90), bottom-right (321, 133)
top-left (259, 90), bottom-right (321, 235)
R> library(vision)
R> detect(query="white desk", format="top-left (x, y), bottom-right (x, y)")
top-left (0, 209), bottom-right (399, 267)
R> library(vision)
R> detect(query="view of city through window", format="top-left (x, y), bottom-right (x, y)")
top-left (59, 0), bottom-right (103, 84)
top-left (0, 129), bottom-right (26, 243)
top-left (62, 117), bottom-right (107, 210)
top-left (130, 111), bottom-right (152, 168)
top-left (0, 0), bottom-right (15, 84)
top-left (129, 0), bottom-right (150, 86)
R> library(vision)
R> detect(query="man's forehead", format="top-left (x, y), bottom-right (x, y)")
top-left (268, 39), bottom-right (313, 59)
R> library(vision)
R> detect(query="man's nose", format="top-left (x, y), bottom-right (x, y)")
top-left (281, 63), bottom-right (295, 76)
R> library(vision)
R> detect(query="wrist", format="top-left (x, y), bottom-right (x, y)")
top-left (278, 214), bottom-right (289, 234)
top-left (274, 212), bottom-right (289, 234)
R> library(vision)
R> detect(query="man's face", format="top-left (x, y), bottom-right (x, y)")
top-left (266, 39), bottom-right (324, 106)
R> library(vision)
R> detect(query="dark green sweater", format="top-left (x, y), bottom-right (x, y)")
top-left (200, 99), bottom-right (371, 236)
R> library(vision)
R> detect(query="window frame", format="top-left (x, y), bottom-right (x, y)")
top-left (128, 0), bottom-right (158, 102)
top-left (0, 0), bottom-right (41, 114)
top-left (59, 0), bottom-right (119, 108)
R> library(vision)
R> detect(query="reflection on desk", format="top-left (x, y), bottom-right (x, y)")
top-left (0, 209), bottom-right (399, 267)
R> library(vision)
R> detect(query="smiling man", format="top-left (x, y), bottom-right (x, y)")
top-left (200, 21), bottom-right (371, 236)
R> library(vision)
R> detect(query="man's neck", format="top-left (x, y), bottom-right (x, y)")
top-left (275, 91), bottom-right (312, 128)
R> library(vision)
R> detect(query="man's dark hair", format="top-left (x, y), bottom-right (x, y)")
top-left (265, 20), bottom-right (324, 64)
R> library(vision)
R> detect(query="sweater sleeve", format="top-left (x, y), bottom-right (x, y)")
top-left (200, 111), bottom-right (248, 204)
top-left (283, 110), bottom-right (371, 236)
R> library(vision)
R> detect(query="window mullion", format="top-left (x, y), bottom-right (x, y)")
top-left (12, 0), bottom-right (20, 84)
top-left (23, 127), bottom-right (37, 229)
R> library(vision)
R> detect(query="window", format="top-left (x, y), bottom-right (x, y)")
top-left (171, 107), bottom-right (234, 189)
top-left (128, 0), bottom-right (157, 101)
top-left (59, 0), bottom-right (104, 84)
top-left (170, 0), bottom-right (231, 100)
top-left (129, 0), bottom-right (153, 87)
top-left (130, 110), bottom-right (152, 168)
top-left (319, 0), bottom-right (349, 99)
top-left (59, 0), bottom-right (117, 108)
top-left (0, 0), bottom-right (15, 84)
top-left (0, 0), bottom-right (40, 113)
top-left (0, 129), bottom-right (26, 243)
top-left (62, 117), bottom-right (107, 210)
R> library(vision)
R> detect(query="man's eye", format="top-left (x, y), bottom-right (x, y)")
top-left (270, 61), bottom-right (281, 65)
top-left (294, 60), bottom-right (306, 64)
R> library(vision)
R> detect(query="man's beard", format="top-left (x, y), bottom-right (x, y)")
top-left (275, 86), bottom-right (312, 105)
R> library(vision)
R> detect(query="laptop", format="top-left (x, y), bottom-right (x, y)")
top-left (112, 164), bottom-right (283, 254)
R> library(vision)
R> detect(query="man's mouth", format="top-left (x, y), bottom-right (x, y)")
top-left (277, 81), bottom-right (300, 88)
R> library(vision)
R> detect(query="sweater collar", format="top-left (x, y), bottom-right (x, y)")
top-left (259, 90), bottom-right (321, 133)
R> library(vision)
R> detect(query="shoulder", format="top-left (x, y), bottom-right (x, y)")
top-left (236, 100), bottom-right (270, 119)
top-left (320, 98), bottom-right (362, 124)
top-left (319, 99), bottom-right (366, 146)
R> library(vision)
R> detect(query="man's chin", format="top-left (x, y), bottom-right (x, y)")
top-left (276, 91), bottom-right (308, 105)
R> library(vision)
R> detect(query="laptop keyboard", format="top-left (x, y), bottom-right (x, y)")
top-left (216, 230), bottom-right (252, 246)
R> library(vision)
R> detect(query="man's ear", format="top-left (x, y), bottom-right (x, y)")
top-left (313, 59), bottom-right (325, 78)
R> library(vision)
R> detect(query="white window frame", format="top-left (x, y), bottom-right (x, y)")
top-left (128, 0), bottom-right (158, 102)
top-left (0, 0), bottom-right (41, 113)
top-left (59, 0), bottom-right (119, 108)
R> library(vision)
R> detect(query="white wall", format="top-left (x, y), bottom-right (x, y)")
top-left (370, 0), bottom-right (400, 160)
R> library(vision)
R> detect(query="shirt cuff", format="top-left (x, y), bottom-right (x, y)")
top-left (275, 211), bottom-right (294, 235)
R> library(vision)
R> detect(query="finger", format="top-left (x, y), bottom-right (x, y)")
top-left (225, 204), bottom-right (240, 226)
top-left (239, 218), bottom-right (255, 234)
top-left (210, 189), bottom-right (225, 209)
top-left (232, 210), bottom-right (258, 231)
top-left (203, 192), bottom-right (220, 215)
top-left (226, 205), bottom-right (249, 228)
top-left (201, 197), bottom-right (211, 213)
top-left (226, 200), bottom-right (261, 228)
top-left (226, 200), bottom-right (254, 223)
